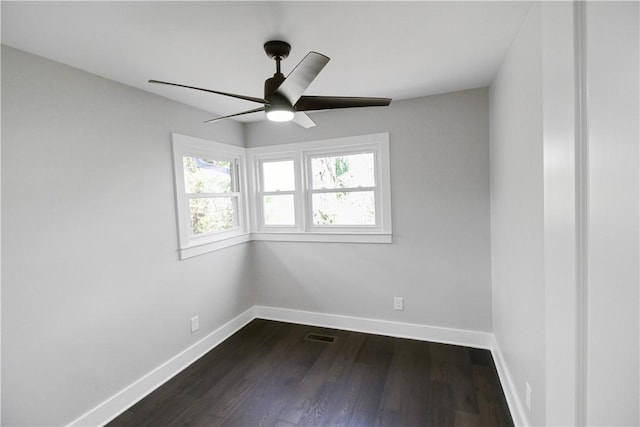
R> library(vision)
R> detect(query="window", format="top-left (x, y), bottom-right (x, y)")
top-left (249, 133), bottom-right (392, 243)
top-left (308, 151), bottom-right (377, 227)
top-left (171, 132), bottom-right (391, 256)
top-left (259, 158), bottom-right (297, 227)
top-left (172, 133), bottom-right (249, 258)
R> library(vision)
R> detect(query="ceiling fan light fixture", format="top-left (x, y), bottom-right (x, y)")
top-left (265, 94), bottom-right (295, 122)
top-left (266, 109), bottom-right (295, 122)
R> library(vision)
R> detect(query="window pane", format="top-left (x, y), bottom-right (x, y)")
top-left (262, 160), bottom-right (295, 192)
top-left (312, 191), bottom-right (375, 225)
top-left (189, 197), bottom-right (236, 235)
top-left (183, 156), bottom-right (232, 194)
top-left (263, 195), bottom-right (295, 225)
top-left (311, 153), bottom-right (375, 189)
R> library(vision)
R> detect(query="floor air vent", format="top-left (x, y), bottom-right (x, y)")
top-left (304, 333), bottom-right (336, 343)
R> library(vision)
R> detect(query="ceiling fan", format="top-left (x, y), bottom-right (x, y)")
top-left (149, 40), bottom-right (391, 128)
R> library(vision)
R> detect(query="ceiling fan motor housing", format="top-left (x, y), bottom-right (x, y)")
top-left (264, 73), bottom-right (286, 100)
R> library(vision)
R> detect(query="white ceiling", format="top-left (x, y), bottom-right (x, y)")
top-left (1, 1), bottom-right (532, 122)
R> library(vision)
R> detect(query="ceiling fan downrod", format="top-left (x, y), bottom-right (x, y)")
top-left (263, 40), bottom-right (292, 99)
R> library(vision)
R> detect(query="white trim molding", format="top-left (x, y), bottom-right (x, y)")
top-left (253, 305), bottom-right (493, 349)
top-left (491, 336), bottom-right (531, 427)
top-left (250, 231), bottom-right (392, 244)
top-left (67, 308), bottom-right (255, 427)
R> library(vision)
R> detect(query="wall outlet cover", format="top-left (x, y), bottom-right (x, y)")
top-left (190, 315), bottom-right (199, 333)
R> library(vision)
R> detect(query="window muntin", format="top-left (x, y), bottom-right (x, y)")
top-left (172, 134), bottom-right (249, 258)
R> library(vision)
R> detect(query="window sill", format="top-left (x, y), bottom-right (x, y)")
top-left (250, 232), bottom-right (392, 244)
top-left (178, 231), bottom-right (392, 259)
top-left (179, 233), bottom-right (251, 259)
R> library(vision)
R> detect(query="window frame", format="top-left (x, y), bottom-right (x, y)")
top-left (248, 133), bottom-right (392, 243)
top-left (256, 154), bottom-right (301, 230)
top-left (172, 133), bottom-right (250, 259)
top-left (305, 147), bottom-right (380, 232)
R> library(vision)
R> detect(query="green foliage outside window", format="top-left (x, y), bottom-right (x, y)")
top-left (183, 156), bottom-right (235, 235)
top-left (311, 154), bottom-right (375, 225)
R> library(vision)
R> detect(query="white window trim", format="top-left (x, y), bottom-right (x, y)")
top-left (247, 133), bottom-right (392, 243)
top-left (172, 133), bottom-right (250, 259)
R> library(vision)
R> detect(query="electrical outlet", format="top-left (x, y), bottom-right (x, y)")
top-left (525, 382), bottom-right (532, 411)
top-left (394, 296), bottom-right (404, 311)
top-left (190, 315), bottom-right (199, 333)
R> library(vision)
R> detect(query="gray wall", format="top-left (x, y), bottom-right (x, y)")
top-left (1, 46), bottom-right (254, 426)
top-left (489, 3), bottom-right (546, 425)
top-left (246, 89), bottom-right (492, 332)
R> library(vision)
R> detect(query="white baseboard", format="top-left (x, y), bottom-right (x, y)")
top-left (67, 307), bottom-right (255, 427)
top-left (491, 336), bottom-right (530, 427)
top-left (67, 305), bottom-right (511, 427)
top-left (253, 305), bottom-right (494, 349)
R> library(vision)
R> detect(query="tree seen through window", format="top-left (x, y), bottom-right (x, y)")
top-left (311, 153), bottom-right (375, 225)
top-left (183, 156), bottom-right (236, 235)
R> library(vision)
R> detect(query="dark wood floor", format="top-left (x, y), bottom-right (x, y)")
top-left (108, 319), bottom-right (513, 427)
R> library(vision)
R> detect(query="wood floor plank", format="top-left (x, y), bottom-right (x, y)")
top-left (429, 380), bottom-right (455, 427)
top-left (429, 342), bottom-right (480, 417)
top-left (294, 332), bottom-right (367, 426)
top-left (348, 335), bottom-right (394, 426)
top-left (222, 332), bottom-right (327, 426)
top-left (472, 364), bottom-right (514, 427)
top-left (324, 362), bottom-right (372, 426)
top-left (346, 365), bottom-right (388, 426)
top-left (108, 319), bottom-right (288, 427)
top-left (400, 340), bottom-right (433, 427)
top-left (107, 319), bottom-right (514, 427)
top-left (277, 330), bottom-right (350, 424)
top-left (175, 322), bottom-right (308, 425)
top-left (455, 410), bottom-right (482, 427)
top-left (469, 347), bottom-right (494, 366)
top-left (375, 338), bottom-right (432, 426)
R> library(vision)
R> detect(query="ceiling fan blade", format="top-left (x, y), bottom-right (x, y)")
top-left (291, 112), bottom-right (316, 129)
top-left (204, 107), bottom-right (265, 123)
top-left (295, 96), bottom-right (391, 111)
top-left (276, 52), bottom-right (330, 105)
top-left (149, 79), bottom-right (266, 104)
